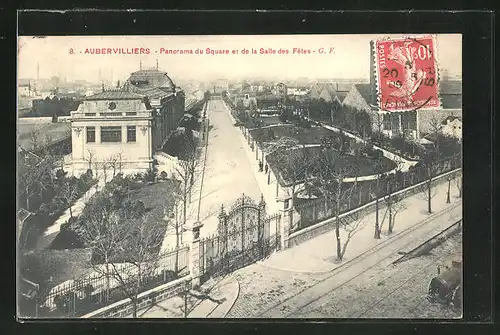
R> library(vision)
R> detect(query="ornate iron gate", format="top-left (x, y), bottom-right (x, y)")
top-left (199, 194), bottom-right (281, 282)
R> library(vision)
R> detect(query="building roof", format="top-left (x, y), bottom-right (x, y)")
top-left (18, 123), bottom-right (72, 151)
top-left (336, 90), bottom-right (349, 102)
top-left (18, 208), bottom-right (33, 223)
top-left (141, 87), bottom-right (174, 99)
top-left (354, 83), bottom-right (376, 105)
top-left (256, 94), bottom-right (280, 101)
top-left (310, 82), bottom-right (351, 103)
top-left (126, 68), bottom-right (176, 91)
top-left (441, 115), bottom-right (462, 125)
top-left (439, 80), bottom-right (462, 95)
top-left (84, 90), bottom-right (146, 101)
top-left (440, 94), bottom-right (462, 109)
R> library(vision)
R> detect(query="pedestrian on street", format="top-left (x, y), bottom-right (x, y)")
top-left (265, 164), bottom-right (269, 174)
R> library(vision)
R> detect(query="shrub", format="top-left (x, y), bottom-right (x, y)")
top-left (159, 171), bottom-right (168, 180)
top-left (144, 166), bottom-right (158, 183)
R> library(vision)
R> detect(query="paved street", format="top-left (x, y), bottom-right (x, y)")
top-left (288, 232), bottom-right (462, 318)
top-left (226, 179), bottom-right (462, 318)
top-left (193, 99), bottom-right (264, 237)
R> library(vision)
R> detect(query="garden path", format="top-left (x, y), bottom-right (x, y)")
top-left (304, 118), bottom-right (420, 172)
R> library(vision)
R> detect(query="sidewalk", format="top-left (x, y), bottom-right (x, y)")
top-left (257, 177), bottom-right (462, 273)
top-left (221, 100), bottom-right (287, 217)
top-left (42, 170), bottom-right (114, 237)
top-left (134, 275), bottom-right (239, 318)
top-left (306, 118), bottom-right (419, 172)
top-left (159, 103), bottom-right (210, 252)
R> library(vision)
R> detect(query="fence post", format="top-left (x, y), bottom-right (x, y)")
top-left (189, 221), bottom-right (203, 289)
top-left (278, 196), bottom-right (292, 249)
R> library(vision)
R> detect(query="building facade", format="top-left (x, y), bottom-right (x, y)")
top-left (70, 91), bottom-right (155, 171)
top-left (70, 68), bottom-right (185, 173)
top-left (341, 41), bottom-right (462, 141)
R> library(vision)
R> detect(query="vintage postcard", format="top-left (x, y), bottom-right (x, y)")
top-left (17, 34), bottom-right (462, 319)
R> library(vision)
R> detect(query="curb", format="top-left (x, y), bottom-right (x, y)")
top-left (255, 260), bottom-right (336, 275)
top-left (187, 275), bottom-right (240, 318)
top-left (220, 276), bottom-right (240, 318)
top-left (255, 201), bottom-right (461, 275)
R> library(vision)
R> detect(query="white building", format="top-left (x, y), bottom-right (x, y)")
top-left (440, 116), bottom-right (462, 140)
top-left (70, 91), bottom-right (156, 172)
top-left (70, 68), bottom-right (185, 173)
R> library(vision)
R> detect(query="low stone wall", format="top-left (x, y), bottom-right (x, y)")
top-left (82, 275), bottom-right (192, 318)
top-left (18, 117), bottom-right (53, 124)
top-left (286, 168), bottom-right (461, 247)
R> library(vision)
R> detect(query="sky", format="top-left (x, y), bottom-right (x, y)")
top-left (18, 34), bottom-right (462, 83)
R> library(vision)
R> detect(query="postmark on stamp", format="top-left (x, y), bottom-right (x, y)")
top-left (374, 35), bottom-right (440, 112)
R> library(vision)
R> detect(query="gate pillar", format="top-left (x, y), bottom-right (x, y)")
top-left (278, 195), bottom-right (292, 249)
top-left (189, 220), bottom-right (204, 288)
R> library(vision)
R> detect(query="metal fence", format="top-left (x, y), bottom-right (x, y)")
top-left (34, 245), bottom-right (190, 318)
top-left (295, 154), bottom-right (462, 231)
top-left (198, 195), bottom-right (281, 284)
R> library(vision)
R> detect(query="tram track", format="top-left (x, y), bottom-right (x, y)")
top-left (255, 202), bottom-right (461, 318)
top-left (350, 252), bottom-right (448, 318)
top-left (290, 229), bottom-right (462, 319)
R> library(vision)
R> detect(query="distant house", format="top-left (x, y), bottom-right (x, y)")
top-left (342, 80), bottom-right (463, 140)
top-left (309, 82), bottom-right (349, 104)
top-left (256, 94), bottom-right (281, 115)
top-left (440, 116), bottom-right (462, 140)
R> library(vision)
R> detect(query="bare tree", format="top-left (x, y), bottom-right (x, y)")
top-left (419, 152), bottom-right (437, 213)
top-left (373, 157), bottom-right (385, 239)
top-left (107, 154), bottom-right (120, 178)
top-left (85, 149), bottom-right (96, 172)
top-left (56, 177), bottom-right (80, 220)
top-left (454, 171), bottom-right (462, 198)
top-left (428, 115), bottom-right (443, 158)
top-left (18, 149), bottom-right (57, 210)
top-left (380, 157), bottom-right (405, 233)
top-left (339, 212), bottom-right (366, 260)
top-left (101, 160), bottom-right (109, 184)
top-left (261, 136), bottom-right (300, 197)
top-left (28, 127), bottom-right (43, 152)
top-left (316, 149), bottom-right (355, 261)
top-left (446, 174), bottom-right (453, 204)
top-left (116, 150), bottom-right (124, 174)
top-left (79, 206), bottom-right (125, 302)
top-left (173, 132), bottom-right (203, 241)
top-left (387, 196), bottom-right (406, 234)
top-left (88, 212), bottom-right (166, 318)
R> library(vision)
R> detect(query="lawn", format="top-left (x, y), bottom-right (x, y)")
top-left (266, 146), bottom-right (396, 187)
top-left (250, 124), bottom-right (345, 145)
top-left (52, 177), bottom-right (179, 255)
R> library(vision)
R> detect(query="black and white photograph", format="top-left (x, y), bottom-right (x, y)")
top-left (17, 33), bottom-right (463, 319)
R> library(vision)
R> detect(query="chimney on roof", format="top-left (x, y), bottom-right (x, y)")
top-left (140, 60), bottom-right (142, 70)
top-left (156, 58), bottom-right (159, 70)
top-left (102, 83), bottom-right (105, 92)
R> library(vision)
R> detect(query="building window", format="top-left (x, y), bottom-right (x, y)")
top-left (101, 126), bottom-right (122, 142)
top-left (86, 126), bottom-right (95, 143)
top-left (127, 126), bottom-right (136, 142)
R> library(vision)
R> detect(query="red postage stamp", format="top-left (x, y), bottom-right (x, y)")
top-left (374, 35), bottom-right (440, 112)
